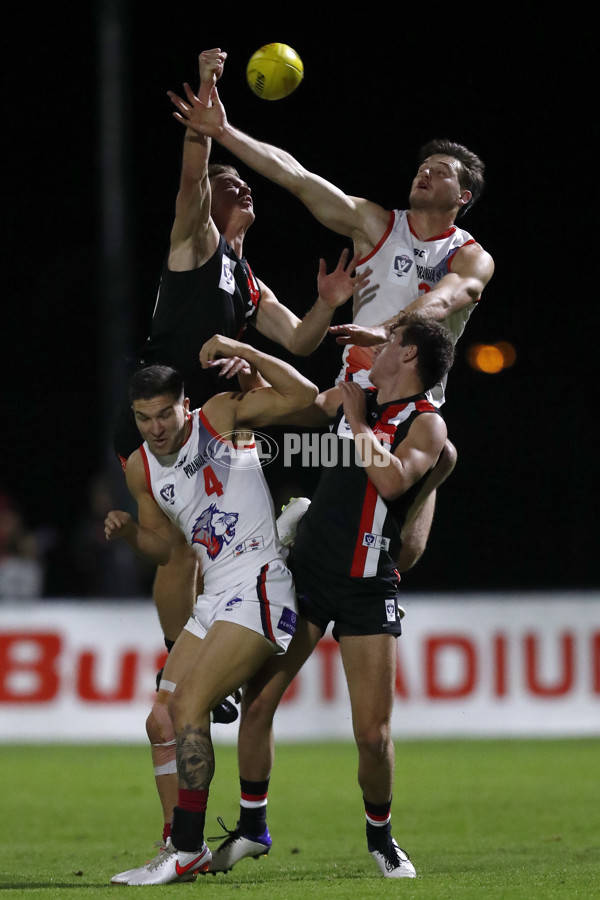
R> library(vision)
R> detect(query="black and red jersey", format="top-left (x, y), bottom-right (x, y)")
top-left (142, 234), bottom-right (261, 409)
top-left (292, 390), bottom-right (443, 583)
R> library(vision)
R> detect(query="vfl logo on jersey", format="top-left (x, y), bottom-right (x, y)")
top-left (160, 484), bottom-right (176, 505)
top-left (219, 256), bottom-right (236, 295)
top-left (389, 247), bottom-right (414, 281)
top-left (362, 532), bottom-right (390, 551)
top-left (233, 536), bottom-right (265, 556)
top-left (192, 503), bottom-right (238, 559)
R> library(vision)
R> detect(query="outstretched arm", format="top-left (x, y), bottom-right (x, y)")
top-left (255, 249), bottom-right (371, 356)
top-left (168, 49), bottom-right (227, 271)
top-left (167, 83), bottom-right (389, 256)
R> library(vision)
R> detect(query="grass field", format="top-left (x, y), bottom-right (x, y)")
top-left (3, 739), bottom-right (599, 898)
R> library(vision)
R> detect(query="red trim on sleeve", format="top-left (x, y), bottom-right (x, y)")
top-left (356, 210), bottom-right (395, 266)
top-left (447, 239), bottom-right (475, 270)
top-left (415, 399), bottom-right (436, 413)
top-left (140, 446), bottom-right (155, 502)
top-left (199, 408), bottom-right (235, 446)
top-left (244, 261), bottom-right (261, 309)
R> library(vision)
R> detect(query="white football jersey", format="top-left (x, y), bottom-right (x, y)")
top-left (341, 209), bottom-right (480, 405)
top-left (140, 409), bottom-right (282, 593)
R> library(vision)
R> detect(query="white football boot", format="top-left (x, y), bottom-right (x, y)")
top-left (369, 838), bottom-right (416, 878)
top-left (111, 837), bottom-right (211, 885)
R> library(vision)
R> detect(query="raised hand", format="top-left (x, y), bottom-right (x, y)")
top-left (317, 248), bottom-right (371, 310)
top-left (328, 322), bottom-right (388, 346)
top-left (167, 82), bottom-right (227, 138)
top-left (197, 48), bottom-right (227, 106)
top-left (199, 334), bottom-right (245, 368)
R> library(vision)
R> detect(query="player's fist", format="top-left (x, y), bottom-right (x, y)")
top-left (104, 510), bottom-right (134, 541)
top-left (199, 334), bottom-right (244, 367)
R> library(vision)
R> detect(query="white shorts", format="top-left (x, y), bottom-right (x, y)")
top-left (184, 557), bottom-right (298, 654)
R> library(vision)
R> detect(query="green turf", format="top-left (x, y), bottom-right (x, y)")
top-left (2, 739), bottom-right (599, 898)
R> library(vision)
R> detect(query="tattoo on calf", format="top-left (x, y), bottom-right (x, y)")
top-left (176, 725), bottom-right (215, 791)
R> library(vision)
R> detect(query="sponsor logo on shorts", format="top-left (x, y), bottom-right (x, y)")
top-left (385, 599), bottom-right (397, 623)
top-left (278, 607), bottom-right (297, 636)
top-left (233, 536), bottom-right (265, 556)
top-left (225, 596), bottom-right (243, 611)
top-left (362, 532), bottom-right (390, 551)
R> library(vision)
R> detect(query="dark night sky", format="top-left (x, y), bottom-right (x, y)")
top-left (3, 3), bottom-right (598, 594)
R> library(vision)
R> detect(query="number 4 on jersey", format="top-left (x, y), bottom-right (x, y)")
top-left (203, 465), bottom-right (224, 497)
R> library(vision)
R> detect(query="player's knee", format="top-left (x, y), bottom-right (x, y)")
top-left (354, 721), bottom-right (392, 761)
top-left (146, 697), bottom-right (174, 745)
top-left (241, 685), bottom-right (279, 731)
top-left (147, 698), bottom-right (177, 776)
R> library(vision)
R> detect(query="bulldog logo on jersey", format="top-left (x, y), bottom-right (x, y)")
top-left (192, 503), bottom-right (239, 559)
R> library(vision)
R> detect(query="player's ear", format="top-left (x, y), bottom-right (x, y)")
top-left (458, 189), bottom-right (472, 207)
top-left (183, 396), bottom-right (190, 411)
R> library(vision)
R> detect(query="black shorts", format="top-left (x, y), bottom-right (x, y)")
top-left (288, 552), bottom-right (403, 642)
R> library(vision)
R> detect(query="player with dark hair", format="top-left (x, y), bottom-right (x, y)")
top-left (206, 314), bottom-right (455, 879)
top-left (112, 48), bottom-right (368, 844)
top-left (416, 138), bottom-right (485, 217)
top-left (106, 337), bottom-right (318, 885)
top-left (167, 59), bottom-right (494, 573)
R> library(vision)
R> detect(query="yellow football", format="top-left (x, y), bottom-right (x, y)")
top-left (246, 43), bottom-right (304, 101)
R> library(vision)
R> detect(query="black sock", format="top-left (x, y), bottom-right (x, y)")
top-left (364, 797), bottom-right (392, 851)
top-left (239, 777), bottom-right (269, 835)
top-left (171, 806), bottom-right (206, 852)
